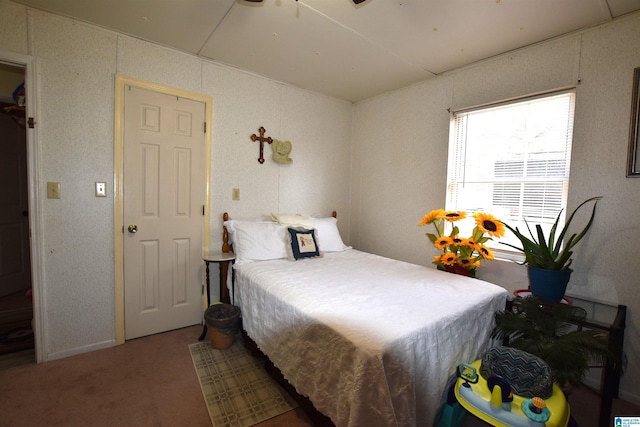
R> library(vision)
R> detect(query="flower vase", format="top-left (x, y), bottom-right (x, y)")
top-left (438, 264), bottom-right (476, 278)
top-left (527, 266), bottom-right (572, 304)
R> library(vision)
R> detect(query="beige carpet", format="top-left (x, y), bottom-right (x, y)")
top-left (190, 339), bottom-right (298, 427)
top-left (2, 324), bottom-right (636, 427)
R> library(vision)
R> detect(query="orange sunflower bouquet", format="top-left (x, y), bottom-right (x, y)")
top-left (419, 209), bottom-right (505, 277)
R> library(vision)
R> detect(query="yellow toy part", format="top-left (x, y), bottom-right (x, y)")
top-left (454, 360), bottom-right (570, 427)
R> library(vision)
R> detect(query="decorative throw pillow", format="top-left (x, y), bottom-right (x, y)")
top-left (286, 227), bottom-right (321, 260)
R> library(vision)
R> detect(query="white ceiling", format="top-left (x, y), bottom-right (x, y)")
top-left (11, 0), bottom-right (640, 102)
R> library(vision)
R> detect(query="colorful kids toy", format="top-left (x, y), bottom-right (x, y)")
top-left (438, 346), bottom-right (570, 427)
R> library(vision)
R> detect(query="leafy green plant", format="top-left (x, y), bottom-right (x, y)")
top-left (500, 196), bottom-right (602, 270)
top-left (491, 296), bottom-right (616, 388)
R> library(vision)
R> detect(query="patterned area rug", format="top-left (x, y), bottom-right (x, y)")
top-left (189, 339), bottom-right (298, 427)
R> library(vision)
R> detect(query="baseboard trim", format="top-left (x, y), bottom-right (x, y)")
top-left (582, 377), bottom-right (640, 407)
top-left (46, 339), bottom-right (116, 361)
top-left (618, 389), bottom-right (640, 407)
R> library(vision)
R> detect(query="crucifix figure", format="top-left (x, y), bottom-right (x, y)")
top-left (250, 126), bottom-right (273, 164)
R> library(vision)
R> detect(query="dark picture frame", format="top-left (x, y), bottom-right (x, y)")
top-left (627, 67), bottom-right (640, 177)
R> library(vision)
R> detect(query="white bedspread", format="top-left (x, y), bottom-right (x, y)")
top-left (234, 249), bottom-right (508, 427)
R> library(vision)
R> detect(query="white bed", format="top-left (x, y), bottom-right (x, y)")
top-left (223, 214), bottom-right (508, 427)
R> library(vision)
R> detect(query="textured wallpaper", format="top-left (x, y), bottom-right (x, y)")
top-left (0, 2), bottom-right (352, 359)
top-left (352, 12), bottom-right (640, 404)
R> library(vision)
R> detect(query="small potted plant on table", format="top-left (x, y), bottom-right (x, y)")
top-left (500, 196), bottom-right (601, 304)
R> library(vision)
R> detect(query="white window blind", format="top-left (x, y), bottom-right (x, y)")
top-left (446, 90), bottom-right (576, 253)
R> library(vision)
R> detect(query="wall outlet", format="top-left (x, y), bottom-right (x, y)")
top-left (47, 182), bottom-right (61, 199)
top-left (232, 188), bottom-right (240, 201)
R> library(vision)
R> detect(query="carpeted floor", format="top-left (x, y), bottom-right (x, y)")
top-left (0, 325), bottom-right (313, 427)
top-left (189, 340), bottom-right (298, 427)
top-left (0, 325), bottom-right (637, 427)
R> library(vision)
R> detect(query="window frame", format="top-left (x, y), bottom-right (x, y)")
top-left (446, 89), bottom-right (577, 259)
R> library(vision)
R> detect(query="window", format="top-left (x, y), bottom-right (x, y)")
top-left (446, 90), bottom-right (576, 255)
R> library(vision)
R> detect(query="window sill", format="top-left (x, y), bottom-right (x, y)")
top-left (492, 248), bottom-right (525, 264)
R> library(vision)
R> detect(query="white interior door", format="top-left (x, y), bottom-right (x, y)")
top-left (123, 86), bottom-right (205, 340)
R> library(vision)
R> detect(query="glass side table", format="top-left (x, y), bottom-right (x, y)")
top-left (566, 294), bottom-right (627, 427)
top-left (198, 251), bottom-right (235, 341)
top-left (511, 291), bottom-right (627, 426)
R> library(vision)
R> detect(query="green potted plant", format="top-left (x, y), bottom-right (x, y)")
top-left (500, 196), bottom-right (601, 303)
top-left (491, 296), bottom-right (616, 389)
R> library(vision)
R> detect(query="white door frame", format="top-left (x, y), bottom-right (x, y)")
top-left (113, 75), bottom-right (212, 344)
top-left (0, 50), bottom-right (46, 362)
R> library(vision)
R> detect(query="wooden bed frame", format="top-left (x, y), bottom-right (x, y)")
top-left (220, 211), bottom-right (338, 426)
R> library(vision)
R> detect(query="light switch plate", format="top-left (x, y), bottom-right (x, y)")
top-left (95, 182), bottom-right (107, 197)
top-left (47, 182), bottom-right (60, 199)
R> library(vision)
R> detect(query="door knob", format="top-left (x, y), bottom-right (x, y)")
top-left (127, 224), bottom-right (138, 233)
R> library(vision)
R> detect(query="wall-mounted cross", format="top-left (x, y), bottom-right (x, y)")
top-left (250, 126), bottom-right (273, 164)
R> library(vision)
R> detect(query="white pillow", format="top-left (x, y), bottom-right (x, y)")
top-left (224, 220), bottom-right (287, 264)
top-left (271, 212), bottom-right (315, 228)
top-left (314, 217), bottom-right (349, 252)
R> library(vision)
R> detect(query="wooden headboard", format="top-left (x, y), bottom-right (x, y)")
top-left (221, 211), bottom-right (337, 253)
